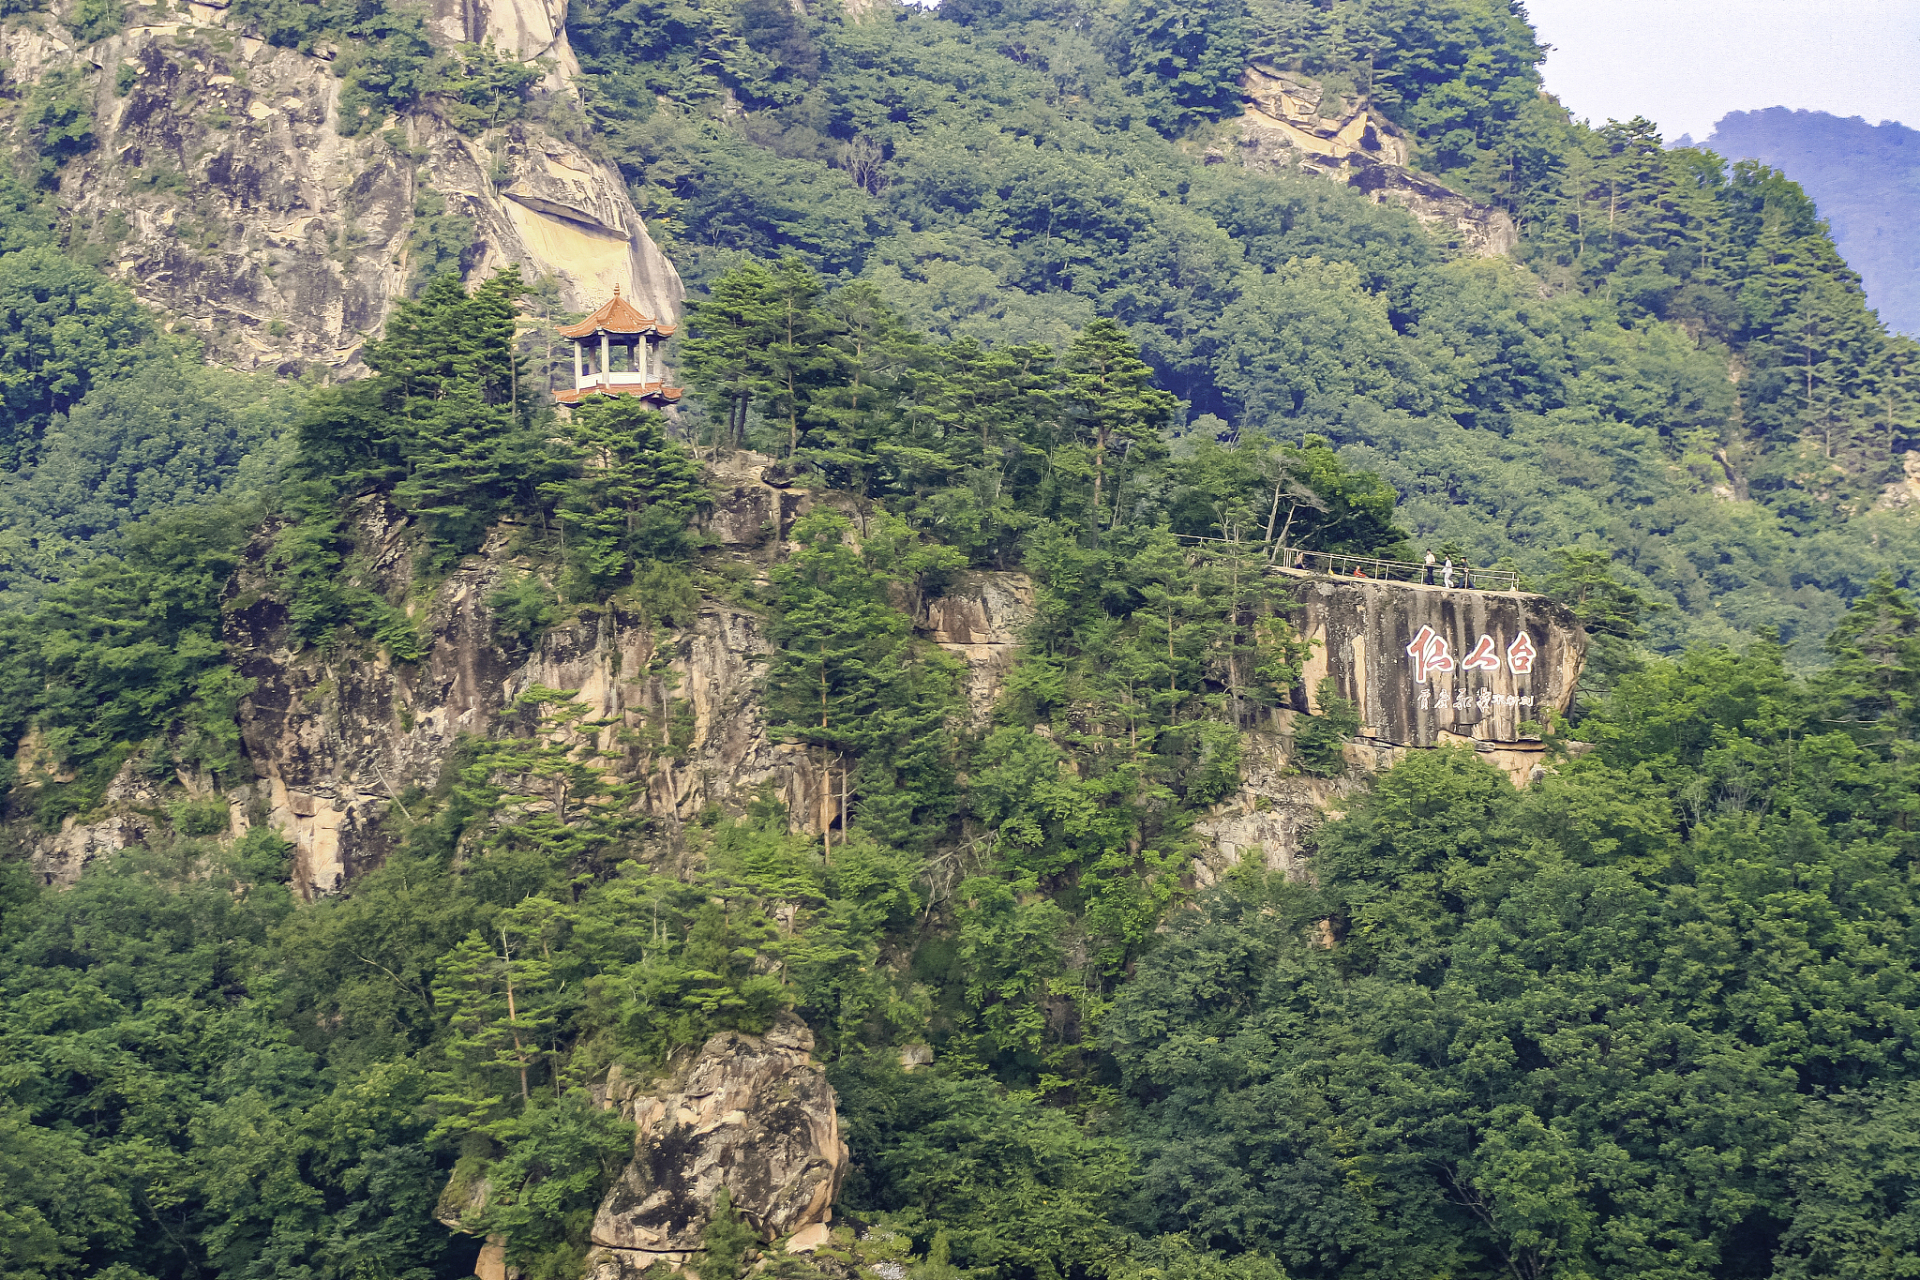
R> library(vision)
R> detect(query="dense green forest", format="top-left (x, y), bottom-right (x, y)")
top-left (564, 0), bottom-right (1920, 661)
top-left (1, 0), bottom-right (1919, 1278)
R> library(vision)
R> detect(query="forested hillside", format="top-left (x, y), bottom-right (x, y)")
top-left (566, 0), bottom-right (1920, 660)
top-left (1706, 108), bottom-right (1920, 339)
top-left (0, 0), bottom-right (1918, 1279)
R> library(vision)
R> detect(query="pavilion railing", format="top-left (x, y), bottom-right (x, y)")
top-left (1287, 549), bottom-right (1520, 591)
top-left (1169, 535), bottom-right (1522, 591)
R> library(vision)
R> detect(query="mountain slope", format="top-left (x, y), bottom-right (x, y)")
top-left (0, 3), bottom-right (1919, 1279)
top-left (1707, 107), bottom-right (1920, 337)
top-left (5, 0), bottom-right (680, 372)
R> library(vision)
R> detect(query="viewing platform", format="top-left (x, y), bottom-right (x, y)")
top-left (555, 286), bottom-right (685, 407)
top-left (1281, 549), bottom-right (1521, 592)
top-left (1170, 535), bottom-right (1524, 592)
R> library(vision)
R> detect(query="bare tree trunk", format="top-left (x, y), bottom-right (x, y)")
top-left (501, 929), bottom-right (530, 1102)
top-left (1090, 425), bottom-right (1108, 542)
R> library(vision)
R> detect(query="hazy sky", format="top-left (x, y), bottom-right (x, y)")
top-left (1522, 0), bottom-right (1920, 143)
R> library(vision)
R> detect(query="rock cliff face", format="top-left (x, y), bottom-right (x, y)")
top-left (217, 455), bottom-right (829, 897)
top-left (22, 452), bottom-right (1052, 893)
top-left (23, 479), bottom-right (1589, 896)
top-left (1289, 574), bottom-right (1584, 749)
top-left (914, 570), bottom-right (1034, 725)
top-left (1877, 450), bottom-right (1920, 511)
top-left (1188, 573), bottom-right (1585, 883)
top-left (12, 0), bottom-right (678, 373)
top-left (586, 1013), bottom-right (848, 1276)
top-left (1220, 64), bottom-right (1518, 258)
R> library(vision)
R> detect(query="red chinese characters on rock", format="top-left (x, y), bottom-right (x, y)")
top-left (1461, 634), bottom-right (1501, 671)
top-left (1406, 627), bottom-right (1540, 681)
top-left (1506, 631), bottom-right (1537, 674)
top-left (1405, 626), bottom-right (1456, 683)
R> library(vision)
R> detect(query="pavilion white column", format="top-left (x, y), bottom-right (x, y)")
top-left (572, 340), bottom-right (583, 387)
top-left (639, 335), bottom-right (650, 383)
top-left (599, 333), bottom-right (610, 388)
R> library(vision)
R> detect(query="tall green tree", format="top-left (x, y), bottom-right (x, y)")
top-left (1063, 319), bottom-right (1177, 541)
top-left (764, 511), bottom-right (963, 851)
top-left (544, 396), bottom-right (705, 600)
top-left (1124, 0), bottom-right (1249, 135)
top-left (0, 246), bottom-right (154, 470)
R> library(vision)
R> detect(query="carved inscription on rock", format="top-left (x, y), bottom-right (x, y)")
top-left (1290, 578), bottom-right (1585, 748)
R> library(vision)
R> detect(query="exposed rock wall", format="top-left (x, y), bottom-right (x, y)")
top-left (39, 451), bottom-right (1022, 897)
top-left (1187, 574), bottom-right (1585, 881)
top-left (587, 1013), bottom-right (848, 1276)
top-left (1221, 64), bottom-right (1518, 258)
top-left (914, 570), bottom-right (1033, 724)
top-left (216, 458), bottom-right (831, 897)
top-left (1288, 574), bottom-right (1584, 748)
top-left (1877, 450), bottom-right (1920, 511)
top-left (15, 0), bottom-right (678, 372)
top-left (21, 460), bottom-right (1589, 897)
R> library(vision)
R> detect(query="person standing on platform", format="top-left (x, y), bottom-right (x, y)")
top-left (1423, 549), bottom-right (1436, 585)
top-left (1442, 557), bottom-right (1455, 589)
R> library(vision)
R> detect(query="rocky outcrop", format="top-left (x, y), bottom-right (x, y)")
top-left (19, 436), bottom-right (1589, 895)
top-left (1876, 450), bottom-right (1920, 510)
top-left (1188, 732), bottom-right (1366, 885)
top-left (214, 459), bottom-right (837, 896)
top-left (16, 0), bottom-right (678, 373)
top-left (1287, 573), bottom-right (1584, 749)
top-left (140, 452), bottom-right (1008, 898)
top-left (29, 809), bottom-right (151, 888)
top-left (1219, 64), bottom-right (1518, 258)
top-left (586, 1013), bottom-right (848, 1277)
top-left (1186, 573), bottom-right (1585, 880)
top-left (914, 570), bottom-right (1033, 724)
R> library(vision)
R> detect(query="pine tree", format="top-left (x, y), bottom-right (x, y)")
top-left (544, 396), bottom-right (705, 600)
top-left (343, 266), bottom-right (549, 560)
top-left (1814, 574), bottom-right (1920, 743)
top-left (683, 260), bottom-right (777, 449)
top-left (682, 258), bottom-right (841, 456)
top-left (764, 512), bottom-right (963, 852)
top-left (759, 258), bottom-right (840, 458)
top-left (804, 281), bottom-right (921, 494)
top-left (431, 914), bottom-right (558, 1124)
top-left (1062, 319), bottom-right (1176, 542)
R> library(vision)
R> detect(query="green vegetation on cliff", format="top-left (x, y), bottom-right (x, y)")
top-left (0, 0), bottom-right (1919, 1278)
top-left (570, 0), bottom-right (1917, 660)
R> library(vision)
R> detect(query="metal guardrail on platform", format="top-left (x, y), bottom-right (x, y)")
top-left (1287, 549), bottom-right (1520, 591)
top-left (1168, 535), bottom-right (1522, 591)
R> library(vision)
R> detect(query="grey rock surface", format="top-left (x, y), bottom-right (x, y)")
top-left (586, 1013), bottom-right (847, 1275)
top-left (1222, 64), bottom-right (1518, 258)
top-left (14, 0), bottom-right (678, 373)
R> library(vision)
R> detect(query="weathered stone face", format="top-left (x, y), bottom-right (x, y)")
top-left (208, 488), bottom-right (842, 898)
top-left (1289, 575), bottom-right (1586, 748)
top-left (914, 570), bottom-right (1034, 725)
top-left (587, 1014), bottom-right (847, 1275)
top-left (1221, 64), bottom-right (1518, 258)
top-left (13, 0), bottom-right (679, 373)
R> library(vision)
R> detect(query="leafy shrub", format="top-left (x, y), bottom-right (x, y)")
top-left (67, 0), bottom-right (123, 43)
top-left (22, 68), bottom-right (95, 178)
top-left (169, 795), bottom-right (229, 837)
top-left (230, 824), bottom-right (294, 881)
top-left (488, 570), bottom-right (557, 648)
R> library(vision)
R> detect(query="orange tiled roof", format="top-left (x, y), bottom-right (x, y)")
top-left (554, 382), bottom-right (685, 405)
top-left (557, 286), bottom-right (677, 338)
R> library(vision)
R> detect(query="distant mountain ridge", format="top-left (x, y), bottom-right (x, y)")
top-left (1705, 108), bottom-right (1920, 335)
